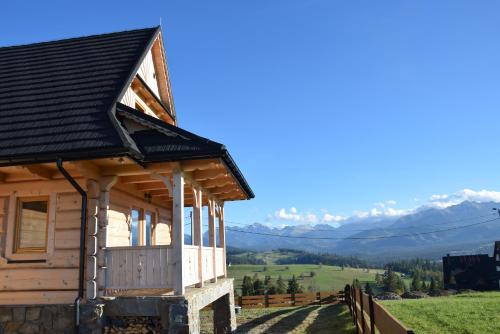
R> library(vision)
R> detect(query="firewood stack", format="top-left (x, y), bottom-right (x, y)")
top-left (104, 316), bottom-right (161, 334)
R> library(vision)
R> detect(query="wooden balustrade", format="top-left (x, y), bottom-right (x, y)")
top-left (105, 245), bottom-right (226, 292)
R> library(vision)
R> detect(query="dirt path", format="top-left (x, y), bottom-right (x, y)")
top-left (201, 304), bottom-right (354, 334)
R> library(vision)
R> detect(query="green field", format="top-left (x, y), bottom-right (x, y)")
top-left (228, 264), bottom-right (382, 293)
top-left (382, 291), bottom-right (500, 334)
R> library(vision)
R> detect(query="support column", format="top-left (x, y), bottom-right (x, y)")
top-left (97, 176), bottom-right (117, 297)
top-left (208, 199), bottom-right (217, 283)
top-left (86, 179), bottom-right (99, 300)
top-left (213, 292), bottom-right (237, 333)
top-left (172, 170), bottom-right (185, 295)
top-left (217, 202), bottom-right (227, 278)
top-left (193, 186), bottom-right (204, 287)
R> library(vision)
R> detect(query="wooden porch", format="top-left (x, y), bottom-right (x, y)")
top-left (104, 245), bottom-right (225, 294)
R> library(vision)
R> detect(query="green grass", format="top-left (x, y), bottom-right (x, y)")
top-left (228, 264), bottom-right (383, 293)
top-left (381, 291), bottom-right (500, 334)
top-left (200, 304), bottom-right (354, 334)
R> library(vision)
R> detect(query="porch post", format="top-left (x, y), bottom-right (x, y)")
top-left (172, 170), bottom-right (185, 295)
top-left (208, 198), bottom-right (217, 283)
top-left (192, 186), bottom-right (204, 287)
top-left (97, 176), bottom-right (117, 297)
top-left (218, 202), bottom-right (227, 278)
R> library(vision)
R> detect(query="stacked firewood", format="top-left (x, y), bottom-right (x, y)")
top-left (104, 317), bottom-right (161, 334)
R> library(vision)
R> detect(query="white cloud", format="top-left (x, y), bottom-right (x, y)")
top-left (269, 189), bottom-right (500, 227)
top-left (428, 189), bottom-right (500, 209)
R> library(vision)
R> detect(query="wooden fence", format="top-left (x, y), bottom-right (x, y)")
top-left (344, 285), bottom-right (414, 334)
top-left (236, 290), bottom-right (344, 308)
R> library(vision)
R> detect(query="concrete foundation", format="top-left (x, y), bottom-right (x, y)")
top-left (102, 278), bottom-right (236, 334)
top-left (0, 304), bottom-right (75, 334)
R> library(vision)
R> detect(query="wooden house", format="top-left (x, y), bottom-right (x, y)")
top-left (0, 27), bottom-right (253, 333)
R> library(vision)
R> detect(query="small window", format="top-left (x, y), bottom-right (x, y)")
top-left (131, 209), bottom-right (140, 246)
top-left (14, 197), bottom-right (49, 253)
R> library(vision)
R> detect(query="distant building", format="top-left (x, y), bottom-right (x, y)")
top-left (443, 241), bottom-right (500, 290)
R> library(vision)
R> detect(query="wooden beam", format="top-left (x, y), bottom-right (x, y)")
top-left (17, 165), bottom-right (53, 179)
top-left (192, 169), bottom-right (228, 181)
top-left (210, 185), bottom-right (238, 194)
top-left (66, 161), bottom-right (101, 180)
top-left (201, 178), bottom-right (234, 189)
top-left (120, 175), bottom-right (156, 184)
top-left (180, 160), bottom-right (220, 172)
top-left (0, 172), bottom-right (6, 183)
top-left (101, 164), bottom-right (147, 176)
top-left (136, 181), bottom-right (167, 191)
top-left (192, 186), bottom-right (204, 288)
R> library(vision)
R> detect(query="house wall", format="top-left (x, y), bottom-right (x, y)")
top-left (0, 179), bottom-right (172, 305)
top-left (0, 180), bottom-right (83, 305)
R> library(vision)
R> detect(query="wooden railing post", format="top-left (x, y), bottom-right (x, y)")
top-left (353, 287), bottom-right (359, 334)
top-left (359, 289), bottom-right (366, 333)
top-left (208, 199), bottom-right (217, 283)
top-left (368, 295), bottom-right (375, 334)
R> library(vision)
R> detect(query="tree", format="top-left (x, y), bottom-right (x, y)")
top-left (411, 271), bottom-right (422, 291)
top-left (276, 275), bottom-right (287, 294)
top-left (429, 277), bottom-right (438, 295)
top-left (364, 282), bottom-right (373, 296)
top-left (287, 275), bottom-right (303, 294)
top-left (253, 277), bottom-right (264, 295)
top-left (242, 275), bottom-right (254, 296)
top-left (310, 271), bottom-right (316, 278)
top-left (375, 273), bottom-right (383, 286)
top-left (383, 267), bottom-right (400, 293)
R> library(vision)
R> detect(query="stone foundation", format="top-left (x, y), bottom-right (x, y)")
top-left (0, 305), bottom-right (75, 334)
top-left (0, 279), bottom-right (236, 334)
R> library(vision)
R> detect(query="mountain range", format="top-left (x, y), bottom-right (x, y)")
top-left (222, 201), bottom-right (500, 261)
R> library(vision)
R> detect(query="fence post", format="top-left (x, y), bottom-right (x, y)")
top-left (318, 291), bottom-right (321, 306)
top-left (265, 293), bottom-right (269, 308)
top-left (353, 287), bottom-right (359, 334)
top-left (368, 295), bottom-right (375, 334)
top-left (292, 293), bottom-right (296, 307)
top-left (359, 289), bottom-right (366, 334)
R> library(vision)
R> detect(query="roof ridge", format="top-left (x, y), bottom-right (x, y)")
top-left (0, 26), bottom-right (159, 50)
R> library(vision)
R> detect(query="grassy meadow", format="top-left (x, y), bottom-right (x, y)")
top-left (228, 264), bottom-right (383, 293)
top-left (381, 291), bottom-right (500, 334)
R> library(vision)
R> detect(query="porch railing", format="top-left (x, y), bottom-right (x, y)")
top-left (105, 245), bottom-right (225, 291)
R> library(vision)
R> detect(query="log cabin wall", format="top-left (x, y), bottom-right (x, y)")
top-left (0, 180), bottom-right (83, 305)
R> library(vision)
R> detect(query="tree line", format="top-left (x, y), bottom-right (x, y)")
top-left (241, 274), bottom-right (304, 296)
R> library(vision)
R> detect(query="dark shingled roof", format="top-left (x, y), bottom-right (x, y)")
top-left (116, 103), bottom-right (254, 198)
top-left (0, 28), bottom-right (254, 199)
top-left (0, 27), bottom-right (159, 164)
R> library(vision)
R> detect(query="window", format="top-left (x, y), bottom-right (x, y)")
top-left (131, 209), bottom-right (140, 246)
top-left (145, 212), bottom-right (153, 246)
top-left (130, 209), bottom-right (156, 246)
top-left (14, 197), bottom-right (49, 253)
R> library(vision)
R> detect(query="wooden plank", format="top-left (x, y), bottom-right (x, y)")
top-left (373, 301), bottom-right (409, 334)
top-left (0, 268), bottom-right (78, 291)
top-left (0, 290), bottom-right (77, 305)
top-left (54, 230), bottom-right (80, 249)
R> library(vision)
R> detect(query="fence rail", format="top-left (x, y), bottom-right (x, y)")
top-left (344, 285), bottom-right (414, 334)
top-left (236, 290), bottom-right (344, 308)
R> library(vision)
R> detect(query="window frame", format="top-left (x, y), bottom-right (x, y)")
top-left (13, 196), bottom-right (50, 254)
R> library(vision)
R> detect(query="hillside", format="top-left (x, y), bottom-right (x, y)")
top-left (228, 264), bottom-right (382, 293)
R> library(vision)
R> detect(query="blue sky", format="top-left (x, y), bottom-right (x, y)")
top-left (3, 1), bottom-right (500, 226)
